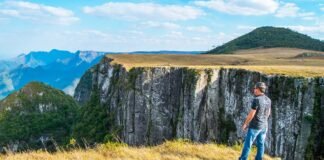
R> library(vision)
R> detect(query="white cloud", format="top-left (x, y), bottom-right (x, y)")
top-left (163, 31), bottom-right (184, 39)
top-left (141, 21), bottom-right (181, 30)
top-left (0, 28), bottom-right (133, 58)
top-left (138, 21), bottom-right (212, 34)
top-left (0, 26), bottom-right (239, 58)
top-left (0, 1), bottom-right (78, 25)
top-left (0, 9), bottom-right (20, 16)
top-left (275, 3), bottom-right (299, 17)
top-left (275, 3), bottom-right (316, 20)
top-left (81, 30), bottom-right (110, 38)
top-left (299, 12), bottom-right (316, 20)
top-left (140, 22), bottom-right (212, 33)
top-left (194, 0), bottom-right (279, 16)
top-left (284, 25), bottom-right (324, 33)
top-left (0, 72), bottom-right (14, 97)
top-left (83, 2), bottom-right (204, 21)
top-left (63, 78), bottom-right (80, 96)
top-left (237, 25), bottom-right (257, 30)
top-left (154, 31), bottom-right (236, 51)
top-left (320, 4), bottom-right (324, 11)
top-left (186, 26), bottom-right (211, 33)
top-left (125, 30), bottom-right (144, 36)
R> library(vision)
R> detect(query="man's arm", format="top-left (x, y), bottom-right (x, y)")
top-left (242, 109), bottom-right (256, 131)
top-left (267, 101), bottom-right (271, 118)
top-left (267, 107), bottom-right (271, 118)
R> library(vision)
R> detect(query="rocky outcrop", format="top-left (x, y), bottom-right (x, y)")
top-left (74, 57), bottom-right (324, 160)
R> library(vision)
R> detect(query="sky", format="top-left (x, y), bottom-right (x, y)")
top-left (0, 0), bottom-right (323, 59)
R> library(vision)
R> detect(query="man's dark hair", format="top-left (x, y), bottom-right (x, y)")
top-left (255, 82), bottom-right (267, 93)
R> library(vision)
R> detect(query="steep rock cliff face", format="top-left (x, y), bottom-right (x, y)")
top-left (74, 57), bottom-right (324, 160)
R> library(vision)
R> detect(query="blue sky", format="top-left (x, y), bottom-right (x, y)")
top-left (0, 0), bottom-right (323, 59)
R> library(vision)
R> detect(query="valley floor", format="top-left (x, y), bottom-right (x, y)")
top-left (0, 140), bottom-right (279, 160)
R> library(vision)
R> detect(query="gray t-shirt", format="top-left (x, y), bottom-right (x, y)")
top-left (249, 94), bottom-right (271, 129)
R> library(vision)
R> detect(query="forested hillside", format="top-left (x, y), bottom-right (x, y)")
top-left (206, 26), bottom-right (324, 54)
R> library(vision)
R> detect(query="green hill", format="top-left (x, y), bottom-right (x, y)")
top-left (0, 82), bottom-right (78, 151)
top-left (206, 26), bottom-right (324, 54)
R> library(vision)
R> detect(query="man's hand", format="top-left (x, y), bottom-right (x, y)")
top-left (242, 124), bottom-right (248, 132)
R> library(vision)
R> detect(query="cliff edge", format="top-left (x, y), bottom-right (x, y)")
top-left (74, 49), bottom-right (324, 160)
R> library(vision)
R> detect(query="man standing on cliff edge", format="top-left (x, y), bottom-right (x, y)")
top-left (239, 82), bottom-right (271, 160)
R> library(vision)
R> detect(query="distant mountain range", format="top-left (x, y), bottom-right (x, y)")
top-left (206, 26), bottom-right (324, 54)
top-left (129, 51), bottom-right (203, 54)
top-left (0, 50), bottom-right (106, 99)
top-left (0, 50), bottom-right (200, 99)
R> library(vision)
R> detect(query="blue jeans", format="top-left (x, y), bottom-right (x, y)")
top-left (239, 127), bottom-right (267, 160)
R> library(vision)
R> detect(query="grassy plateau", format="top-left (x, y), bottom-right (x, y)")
top-left (107, 48), bottom-right (324, 77)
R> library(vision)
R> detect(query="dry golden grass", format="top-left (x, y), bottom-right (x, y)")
top-left (106, 48), bottom-right (324, 77)
top-left (222, 65), bottom-right (324, 78)
top-left (0, 140), bottom-right (280, 160)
